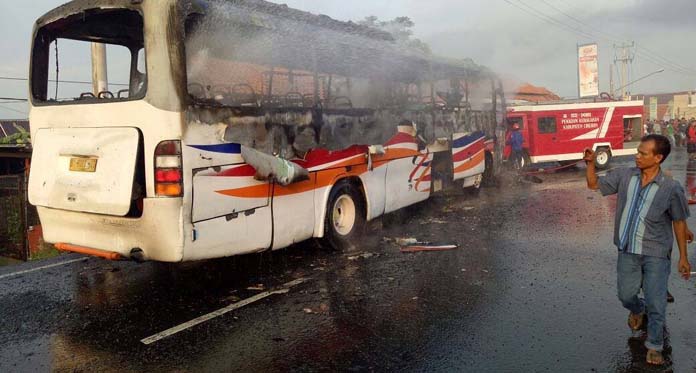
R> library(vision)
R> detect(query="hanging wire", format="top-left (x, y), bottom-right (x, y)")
top-left (54, 39), bottom-right (59, 100)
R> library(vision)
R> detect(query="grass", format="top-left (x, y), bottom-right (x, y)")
top-left (0, 256), bottom-right (22, 267)
top-left (30, 243), bottom-right (61, 261)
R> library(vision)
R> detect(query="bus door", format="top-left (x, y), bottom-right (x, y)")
top-left (188, 143), bottom-right (272, 256)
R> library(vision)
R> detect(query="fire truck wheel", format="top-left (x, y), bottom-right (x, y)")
top-left (323, 180), bottom-right (366, 250)
top-left (594, 148), bottom-right (611, 169)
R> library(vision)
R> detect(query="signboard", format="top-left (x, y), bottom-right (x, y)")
top-left (649, 97), bottom-right (658, 120)
top-left (578, 43), bottom-right (599, 98)
top-left (664, 100), bottom-right (674, 121)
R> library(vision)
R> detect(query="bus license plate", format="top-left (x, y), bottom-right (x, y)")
top-left (69, 157), bottom-right (98, 172)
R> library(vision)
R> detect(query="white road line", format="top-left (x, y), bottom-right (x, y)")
top-left (141, 277), bottom-right (307, 345)
top-left (0, 257), bottom-right (88, 280)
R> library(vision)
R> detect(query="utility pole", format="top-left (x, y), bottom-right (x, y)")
top-left (91, 43), bottom-right (108, 96)
top-left (609, 64), bottom-right (614, 96)
top-left (614, 42), bottom-right (635, 99)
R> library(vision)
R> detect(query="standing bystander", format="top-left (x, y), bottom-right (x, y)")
top-left (584, 134), bottom-right (691, 366)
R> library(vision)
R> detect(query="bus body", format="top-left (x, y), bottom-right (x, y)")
top-left (28, 0), bottom-right (503, 262)
top-left (506, 100), bottom-right (644, 168)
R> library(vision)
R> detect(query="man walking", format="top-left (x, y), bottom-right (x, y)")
top-left (584, 134), bottom-right (691, 365)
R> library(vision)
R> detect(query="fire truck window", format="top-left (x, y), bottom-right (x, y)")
top-left (508, 117), bottom-right (524, 129)
top-left (538, 117), bottom-right (557, 134)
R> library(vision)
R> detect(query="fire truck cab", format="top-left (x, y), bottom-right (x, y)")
top-left (506, 100), bottom-right (644, 169)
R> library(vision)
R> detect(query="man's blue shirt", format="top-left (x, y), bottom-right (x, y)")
top-left (599, 167), bottom-right (690, 258)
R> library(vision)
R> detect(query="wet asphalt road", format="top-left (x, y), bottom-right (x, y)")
top-left (2, 151), bottom-right (696, 372)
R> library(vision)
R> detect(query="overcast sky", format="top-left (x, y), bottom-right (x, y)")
top-left (1, 0), bottom-right (695, 119)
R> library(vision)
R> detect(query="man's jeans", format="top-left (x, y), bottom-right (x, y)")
top-left (617, 252), bottom-right (671, 351)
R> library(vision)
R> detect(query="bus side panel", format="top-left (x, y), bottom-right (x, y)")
top-left (184, 209), bottom-right (273, 261)
top-left (182, 139), bottom-right (274, 260)
top-left (360, 163), bottom-right (387, 221)
top-left (384, 153), bottom-right (432, 214)
top-left (271, 174), bottom-right (316, 250)
top-left (452, 132), bottom-right (486, 183)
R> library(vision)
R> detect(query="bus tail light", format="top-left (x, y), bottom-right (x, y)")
top-left (155, 140), bottom-right (183, 197)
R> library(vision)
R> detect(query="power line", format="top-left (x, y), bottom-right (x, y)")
top-left (514, 0), bottom-right (683, 79)
top-left (0, 97), bottom-right (27, 102)
top-left (503, 0), bottom-right (597, 41)
top-left (0, 104), bottom-right (28, 115)
top-left (544, 0), bottom-right (696, 76)
top-left (0, 76), bottom-right (129, 87)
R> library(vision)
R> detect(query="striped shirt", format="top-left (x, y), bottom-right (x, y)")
top-left (599, 167), bottom-right (690, 258)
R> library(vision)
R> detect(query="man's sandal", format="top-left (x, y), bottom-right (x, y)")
top-left (646, 349), bottom-right (664, 365)
top-left (627, 312), bottom-right (645, 331)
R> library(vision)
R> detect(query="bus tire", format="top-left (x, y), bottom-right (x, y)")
top-left (323, 180), bottom-right (366, 251)
top-left (594, 147), bottom-right (611, 169)
top-left (482, 151), bottom-right (494, 183)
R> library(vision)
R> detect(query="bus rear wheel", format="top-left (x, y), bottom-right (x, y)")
top-left (323, 180), bottom-right (366, 251)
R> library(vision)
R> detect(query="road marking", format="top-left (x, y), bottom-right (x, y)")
top-left (0, 257), bottom-right (88, 280)
top-left (141, 277), bottom-right (307, 345)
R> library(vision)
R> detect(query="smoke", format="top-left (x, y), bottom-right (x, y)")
top-left (185, 0), bottom-right (498, 158)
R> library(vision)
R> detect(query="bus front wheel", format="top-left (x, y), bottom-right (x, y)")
top-left (323, 180), bottom-right (366, 251)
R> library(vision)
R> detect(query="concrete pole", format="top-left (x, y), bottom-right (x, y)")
top-left (609, 64), bottom-right (614, 97)
top-left (91, 43), bottom-right (108, 95)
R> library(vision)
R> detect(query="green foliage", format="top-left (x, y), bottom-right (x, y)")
top-left (0, 123), bottom-right (30, 145)
top-left (1, 196), bottom-right (23, 245)
top-left (358, 16), bottom-right (431, 54)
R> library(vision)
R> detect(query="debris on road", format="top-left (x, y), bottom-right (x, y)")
top-left (347, 252), bottom-right (374, 260)
top-left (400, 244), bottom-right (458, 253)
top-left (246, 284), bottom-right (265, 291)
top-left (395, 237), bottom-right (420, 246)
top-left (303, 308), bottom-right (313, 314)
top-left (421, 218), bottom-right (447, 224)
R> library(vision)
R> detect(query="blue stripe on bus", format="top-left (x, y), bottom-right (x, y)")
top-left (188, 143), bottom-right (242, 154)
top-left (452, 131), bottom-right (485, 148)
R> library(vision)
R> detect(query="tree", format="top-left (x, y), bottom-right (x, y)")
top-left (358, 16), bottom-right (431, 54)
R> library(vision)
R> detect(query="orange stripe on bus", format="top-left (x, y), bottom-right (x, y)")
top-left (453, 151), bottom-right (485, 174)
top-left (215, 153), bottom-right (418, 199)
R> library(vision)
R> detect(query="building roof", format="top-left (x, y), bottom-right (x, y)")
top-left (512, 83), bottom-right (561, 103)
top-left (0, 120), bottom-right (30, 150)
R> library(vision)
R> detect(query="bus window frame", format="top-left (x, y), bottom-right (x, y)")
top-left (29, 8), bottom-right (147, 107)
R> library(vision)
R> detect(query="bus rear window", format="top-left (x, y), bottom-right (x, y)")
top-left (31, 9), bottom-right (145, 104)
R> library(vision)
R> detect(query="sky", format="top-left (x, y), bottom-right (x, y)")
top-left (1, 0), bottom-right (696, 119)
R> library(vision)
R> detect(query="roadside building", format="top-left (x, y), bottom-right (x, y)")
top-left (636, 91), bottom-right (696, 121)
top-left (0, 120), bottom-right (38, 261)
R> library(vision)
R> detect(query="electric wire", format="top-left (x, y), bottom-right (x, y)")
top-left (0, 104), bottom-right (28, 115)
top-left (538, 0), bottom-right (696, 76)
top-left (554, 0), bottom-right (696, 74)
top-left (0, 76), bottom-right (129, 86)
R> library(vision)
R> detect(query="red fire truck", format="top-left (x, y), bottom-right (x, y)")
top-left (505, 100), bottom-right (644, 169)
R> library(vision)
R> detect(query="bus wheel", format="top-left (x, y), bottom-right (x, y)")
top-left (594, 148), bottom-right (611, 169)
top-left (482, 151), bottom-right (494, 182)
top-left (323, 180), bottom-right (366, 250)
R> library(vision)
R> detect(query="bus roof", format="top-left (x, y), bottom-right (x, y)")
top-left (37, 0), bottom-right (495, 83)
